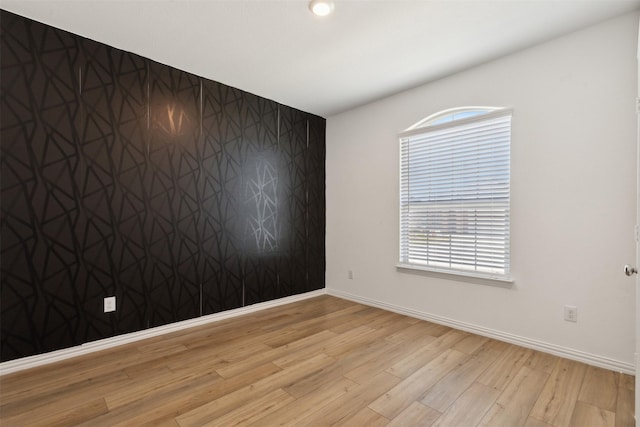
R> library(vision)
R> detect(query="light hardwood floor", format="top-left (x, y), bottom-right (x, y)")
top-left (0, 295), bottom-right (635, 426)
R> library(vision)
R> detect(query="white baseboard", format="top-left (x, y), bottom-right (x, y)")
top-left (4, 287), bottom-right (633, 377)
top-left (0, 289), bottom-right (325, 376)
top-left (326, 288), bottom-right (635, 375)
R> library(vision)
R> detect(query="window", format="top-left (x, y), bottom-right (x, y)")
top-left (399, 107), bottom-right (512, 280)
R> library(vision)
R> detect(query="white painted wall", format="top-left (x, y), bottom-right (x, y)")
top-left (326, 11), bottom-right (639, 367)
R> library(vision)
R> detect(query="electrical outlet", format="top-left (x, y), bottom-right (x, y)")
top-left (104, 296), bottom-right (116, 313)
top-left (564, 305), bottom-right (577, 322)
top-left (348, 269), bottom-right (354, 280)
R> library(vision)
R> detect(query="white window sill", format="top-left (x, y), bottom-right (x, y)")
top-left (395, 263), bottom-right (514, 288)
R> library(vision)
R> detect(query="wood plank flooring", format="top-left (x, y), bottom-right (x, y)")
top-left (0, 295), bottom-right (634, 426)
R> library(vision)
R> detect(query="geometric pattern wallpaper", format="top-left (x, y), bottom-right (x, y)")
top-left (0, 10), bottom-right (326, 362)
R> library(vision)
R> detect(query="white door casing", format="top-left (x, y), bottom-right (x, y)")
top-left (635, 18), bottom-right (639, 423)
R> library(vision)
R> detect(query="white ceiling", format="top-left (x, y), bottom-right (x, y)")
top-left (2, 0), bottom-right (639, 117)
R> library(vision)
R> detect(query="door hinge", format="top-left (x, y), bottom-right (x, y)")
top-left (636, 98), bottom-right (640, 114)
top-left (635, 225), bottom-right (639, 242)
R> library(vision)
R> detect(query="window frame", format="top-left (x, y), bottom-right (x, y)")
top-left (397, 107), bottom-right (513, 284)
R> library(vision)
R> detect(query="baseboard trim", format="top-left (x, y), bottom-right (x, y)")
top-left (5, 287), bottom-right (633, 377)
top-left (0, 289), bottom-right (325, 376)
top-left (326, 288), bottom-right (635, 375)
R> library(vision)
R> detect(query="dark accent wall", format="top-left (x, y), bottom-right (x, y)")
top-left (0, 10), bottom-right (326, 362)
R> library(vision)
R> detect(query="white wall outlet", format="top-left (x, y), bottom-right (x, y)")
top-left (564, 305), bottom-right (577, 322)
top-left (348, 269), bottom-right (354, 280)
top-left (104, 296), bottom-right (116, 313)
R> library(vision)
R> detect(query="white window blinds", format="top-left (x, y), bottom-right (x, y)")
top-left (399, 108), bottom-right (511, 279)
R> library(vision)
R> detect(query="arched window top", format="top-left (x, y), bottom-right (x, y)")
top-left (405, 106), bottom-right (504, 132)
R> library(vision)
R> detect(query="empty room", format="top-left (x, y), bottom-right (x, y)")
top-left (0, 0), bottom-right (638, 426)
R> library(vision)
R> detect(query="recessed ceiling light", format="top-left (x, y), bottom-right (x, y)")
top-left (309, 0), bottom-right (335, 17)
